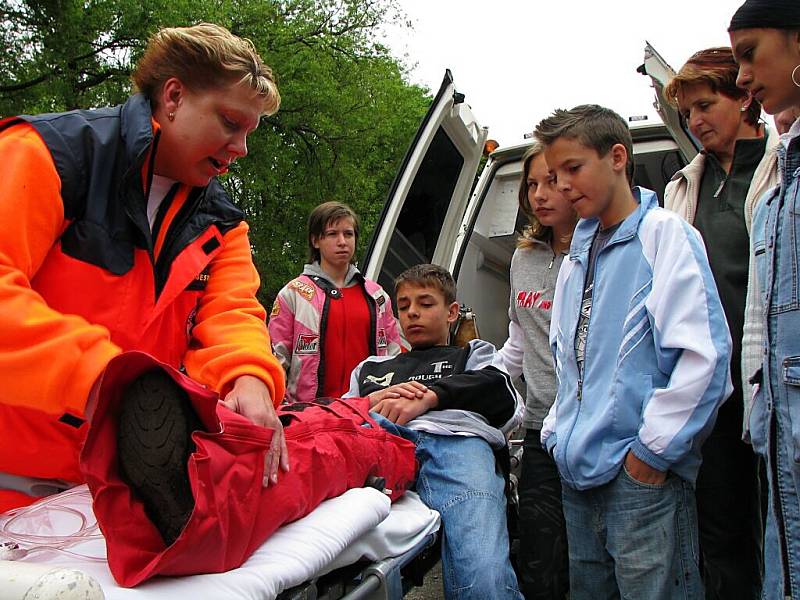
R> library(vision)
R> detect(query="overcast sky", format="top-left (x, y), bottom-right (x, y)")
top-left (383, 0), bottom-right (747, 146)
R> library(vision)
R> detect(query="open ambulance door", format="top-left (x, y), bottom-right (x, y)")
top-left (360, 70), bottom-right (487, 303)
top-left (638, 41), bottom-right (700, 162)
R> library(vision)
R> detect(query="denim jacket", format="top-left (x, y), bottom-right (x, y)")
top-left (749, 135), bottom-right (800, 460)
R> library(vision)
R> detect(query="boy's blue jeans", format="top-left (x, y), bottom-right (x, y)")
top-left (561, 466), bottom-right (703, 600)
top-left (371, 413), bottom-right (523, 600)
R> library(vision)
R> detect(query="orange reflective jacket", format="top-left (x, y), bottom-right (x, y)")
top-left (0, 96), bottom-right (284, 511)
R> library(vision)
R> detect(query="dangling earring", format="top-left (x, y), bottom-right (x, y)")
top-left (168, 111), bottom-right (175, 122)
top-left (793, 65), bottom-right (800, 88)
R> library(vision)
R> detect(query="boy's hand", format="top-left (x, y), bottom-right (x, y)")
top-left (220, 375), bottom-right (290, 487)
top-left (624, 451), bottom-right (666, 485)
top-left (373, 388), bottom-right (438, 425)
top-left (367, 381), bottom-right (428, 408)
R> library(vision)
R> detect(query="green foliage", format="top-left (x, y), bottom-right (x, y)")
top-left (0, 0), bottom-right (430, 305)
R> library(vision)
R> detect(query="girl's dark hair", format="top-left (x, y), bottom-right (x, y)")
top-left (307, 201), bottom-right (360, 263)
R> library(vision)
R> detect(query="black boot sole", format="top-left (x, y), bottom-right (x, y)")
top-left (364, 475), bottom-right (387, 492)
top-left (117, 369), bottom-right (203, 546)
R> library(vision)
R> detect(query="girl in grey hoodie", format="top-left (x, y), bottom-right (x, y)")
top-left (499, 141), bottom-right (577, 600)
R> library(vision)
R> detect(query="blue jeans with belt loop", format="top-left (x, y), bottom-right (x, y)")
top-left (561, 466), bottom-right (703, 600)
top-left (371, 413), bottom-right (523, 600)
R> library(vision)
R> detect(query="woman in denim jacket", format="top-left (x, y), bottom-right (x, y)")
top-left (729, 0), bottom-right (800, 596)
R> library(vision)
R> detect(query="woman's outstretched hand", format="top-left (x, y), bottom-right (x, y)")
top-left (220, 375), bottom-right (289, 487)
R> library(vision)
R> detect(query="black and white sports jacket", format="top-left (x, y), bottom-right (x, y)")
top-left (344, 339), bottom-right (523, 448)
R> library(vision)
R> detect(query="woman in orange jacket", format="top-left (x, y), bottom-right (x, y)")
top-left (0, 23), bottom-right (286, 512)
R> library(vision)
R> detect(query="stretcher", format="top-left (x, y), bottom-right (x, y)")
top-left (0, 484), bottom-right (440, 600)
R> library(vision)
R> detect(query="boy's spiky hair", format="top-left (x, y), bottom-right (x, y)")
top-left (395, 264), bottom-right (457, 305)
top-left (534, 104), bottom-right (635, 184)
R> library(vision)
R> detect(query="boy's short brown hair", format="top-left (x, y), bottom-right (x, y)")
top-left (132, 23), bottom-right (280, 116)
top-left (534, 104), bottom-right (635, 185)
top-left (395, 264), bottom-right (457, 305)
top-left (307, 201), bottom-right (360, 263)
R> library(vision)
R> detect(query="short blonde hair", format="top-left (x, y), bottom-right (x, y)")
top-left (132, 23), bottom-right (280, 115)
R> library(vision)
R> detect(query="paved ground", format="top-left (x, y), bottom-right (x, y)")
top-left (405, 560), bottom-right (443, 600)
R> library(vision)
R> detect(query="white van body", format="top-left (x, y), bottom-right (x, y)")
top-left (363, 48), bottom-right (695, 352)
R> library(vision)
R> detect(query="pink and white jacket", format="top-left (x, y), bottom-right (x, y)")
top-left (268, 262), bottom-right (403, 403)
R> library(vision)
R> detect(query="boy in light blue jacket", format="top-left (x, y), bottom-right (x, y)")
top-left (535, 105), bottom-right (732, 600)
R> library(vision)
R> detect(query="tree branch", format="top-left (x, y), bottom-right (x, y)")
top-left (0, 71), bottom-right (52, 93)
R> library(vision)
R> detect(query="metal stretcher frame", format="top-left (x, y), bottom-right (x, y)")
top-left (277, 436), bottom-right (524, 600)
top-left (278, 531), bottom-right (441, 600)
top-left (0, 429), bottom-right (519, 599)
top-left (0, 484), bottom-right (443, 600)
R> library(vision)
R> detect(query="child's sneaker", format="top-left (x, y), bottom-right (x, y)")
top-left (117, 369), bottom-right (204, 546)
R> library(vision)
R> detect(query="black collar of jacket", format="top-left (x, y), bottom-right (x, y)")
top-left (20, 95), bottom-right (244, 288)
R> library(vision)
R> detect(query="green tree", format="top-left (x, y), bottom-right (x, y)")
top-left (0, 0), bottom-right (430, 304)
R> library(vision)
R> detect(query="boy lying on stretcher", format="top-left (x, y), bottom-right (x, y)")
top-left (88, 265), bottom-right (521, 598)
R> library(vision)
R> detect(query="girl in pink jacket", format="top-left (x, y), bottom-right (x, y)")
top-left (269, 202), bottom-right (403, 403)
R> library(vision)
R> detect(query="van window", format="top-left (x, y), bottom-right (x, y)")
top-left (631, 140), bottom-right (686, 205)
top-left (376, 126), bottom-right (465, 296)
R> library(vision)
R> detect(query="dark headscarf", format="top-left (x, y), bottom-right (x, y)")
top-left (729, 0), bottom-right (800, 31)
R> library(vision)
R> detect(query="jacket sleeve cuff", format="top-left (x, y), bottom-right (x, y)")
top-left (217, 361), bottom-right (285, 408)
top-left (630, 438), bottom-right (670, 472)
top-left (426, 383), bottom-right (449, 410)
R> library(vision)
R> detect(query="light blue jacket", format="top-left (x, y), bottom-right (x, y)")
top-left (541, 188), bottom-right (732, 489)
